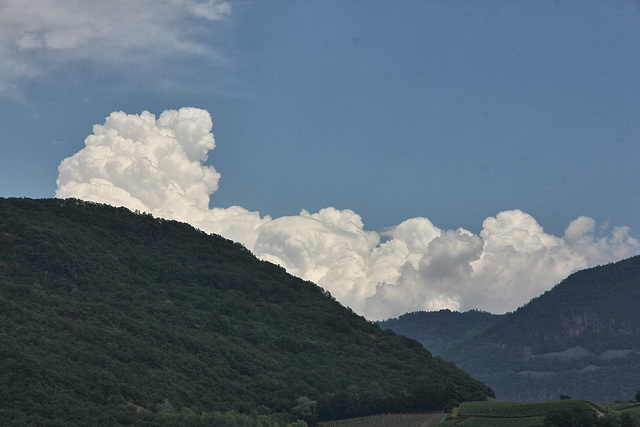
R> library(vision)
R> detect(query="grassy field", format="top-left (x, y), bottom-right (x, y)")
top-left (320, 412), bottom-right (445, 427)
top-left (455, 398), bottom-right (591, 418)
top-left (319, 400), bottom-right (640, 427)
top-left (604, 401), bottom-right (640, 417)
top-left (439, 399), bottom-right (608, 427)
top-left (438, 416), bottom-right (544, 427)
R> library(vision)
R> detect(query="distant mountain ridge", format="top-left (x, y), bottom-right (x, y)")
top-left (0, 197), bottom-right (493, 425)
top-left (380, 255), bottom-right (640, 403)
top-left (378, 309), bottom-right (501, 357)
top-left (465, 256), bottom-right (640, 353)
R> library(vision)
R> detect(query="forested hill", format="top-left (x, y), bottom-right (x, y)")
top-left (444, 255), bottom-right (640, 403)
top-left (378, 256), bottom-right (640, 403)
top-left (453, 255), bottom-right (640, 354)
top-left (0, 197), bottom-right (493, 426)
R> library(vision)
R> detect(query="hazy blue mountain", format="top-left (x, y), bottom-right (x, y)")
top-left (0, 197), bottom-right (493, 425)
top-left (382, 255), bottom-right (640, 403)
top-left (445, 255), bottom-right (640, 403)
top-left (378, 309), bottom-right (501, 356)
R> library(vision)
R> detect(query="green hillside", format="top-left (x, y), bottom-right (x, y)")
top-left (378, 257), bottom-right (640, 404)
top-left (441, 399), bottom-right (640, 426)
top-left (0, 197), bottom-right (493, 426)
top-left (462, 256), bottom-right (640, 354)
top-left (444, 256), bottom-right (640, 403)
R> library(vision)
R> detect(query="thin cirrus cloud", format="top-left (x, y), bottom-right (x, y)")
top-left (56, 108), bottom-right (640, 320)
top-left (0, 0), bottom-right (230, 97)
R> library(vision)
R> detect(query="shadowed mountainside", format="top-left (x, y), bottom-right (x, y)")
top-left (381, 255), bottom-right (640, 403)
top-left (0, 197), bottom-right (493, 425)
top-left (378, 309), bottom-right (500, 357)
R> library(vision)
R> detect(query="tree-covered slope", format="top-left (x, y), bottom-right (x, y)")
top-left (378, 309), bottom-right (501, 357)
top-left (0, 197), bottom-right (493, 425)
top-left (443, 255), bottom-right (640, 403)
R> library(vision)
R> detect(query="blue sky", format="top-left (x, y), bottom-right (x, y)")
top-left (1, 1), bottom-right (639, 318)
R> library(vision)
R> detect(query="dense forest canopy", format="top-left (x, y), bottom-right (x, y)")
top-left (0, 197), bottom-right (493, 425)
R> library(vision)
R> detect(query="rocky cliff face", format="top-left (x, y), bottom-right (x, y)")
top-left (558, 312), bottom-right (637, 338)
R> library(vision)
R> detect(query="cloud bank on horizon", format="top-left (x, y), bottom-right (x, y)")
top-left (56, 108), bottom-right (640, 320)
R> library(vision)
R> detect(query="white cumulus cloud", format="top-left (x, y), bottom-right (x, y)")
top-left (0, 0), bottom-right (230, 97)
top-left (56, 108), bottom-right (640, 320)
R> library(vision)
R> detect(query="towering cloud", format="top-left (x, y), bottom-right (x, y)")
top-left (57, 108), bottom-right (269, 246)
top-left (56, 108), bottom-right (640, 320)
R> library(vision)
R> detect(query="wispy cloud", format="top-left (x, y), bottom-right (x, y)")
top-left (0, 0), bottom-right (231, 98)
top-left (56, 108), bottom-right (640, 320)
